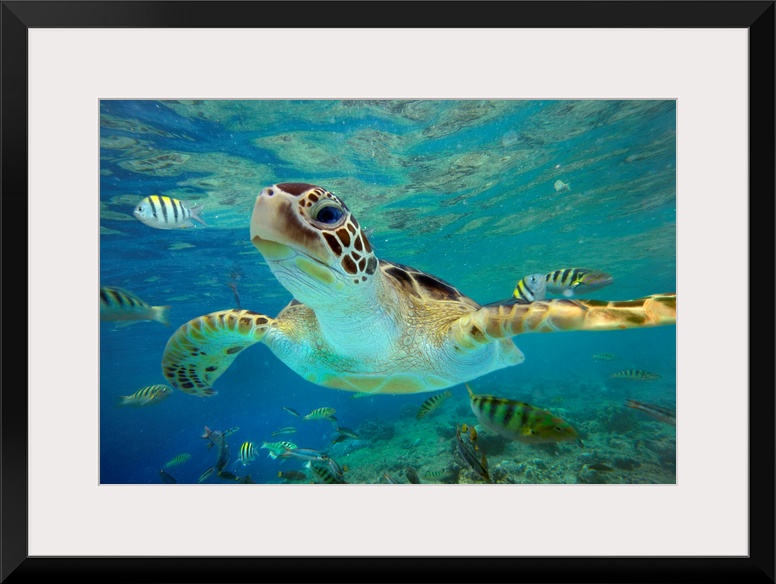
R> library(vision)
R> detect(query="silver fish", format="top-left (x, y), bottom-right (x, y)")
top-left (278, 447), bottom-right (329, 463)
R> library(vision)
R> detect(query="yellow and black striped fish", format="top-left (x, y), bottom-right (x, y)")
top-left (164, 453), bottom-right (191, 468)
top-left (118, 384), bottom-right (173, 407)
top-left (133, 194), bottom-right (207, 230)
top-left (512, 273), bottom-right (547, 303)
top-left (421, 469), bottom-right (453, 481)
top-left (416, 389), bottom-right (453, 419)
top-left (261, 441), bottom-right (298, 459)
top-left (466, 384), bottom-right (581, 446)
top-left (544, 268), bottom-right (613, 297)
top-left (100, 286), bottom-right (171, 326)
top-left (237, 441), bottom-right (257, 466)
top-left (302, 407), bottom-right (337, 422)
top-left (305, 461), bottom-right (347, 484)
top-left (610, 369), bottom-right (661, 381)
top-left (278, 470), bottom-right (307, 481)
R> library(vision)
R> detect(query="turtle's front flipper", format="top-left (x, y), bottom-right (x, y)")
top-left (450, 293), bottom-right (676, 350)
top-left (161, 309), bottom-right (276, 396)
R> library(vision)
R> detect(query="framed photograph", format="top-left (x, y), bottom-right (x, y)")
top-left (9, 1), bottom-right (773, 582)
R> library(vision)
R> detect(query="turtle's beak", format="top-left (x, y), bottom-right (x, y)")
top-left (250, 187), bottom-right (331, 265)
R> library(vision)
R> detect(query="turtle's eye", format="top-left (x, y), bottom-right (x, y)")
top-left (313, 204), bottom-right (344, 224)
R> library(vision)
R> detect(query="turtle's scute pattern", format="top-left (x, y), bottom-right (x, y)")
top-left (381, 261), bottom-right (476, 305)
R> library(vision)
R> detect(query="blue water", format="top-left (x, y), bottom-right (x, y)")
top-left (100, 100), bottom-right (676, 485)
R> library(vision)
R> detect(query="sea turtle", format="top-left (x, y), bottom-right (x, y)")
top-left (161, 183), bottom-right (676, 397)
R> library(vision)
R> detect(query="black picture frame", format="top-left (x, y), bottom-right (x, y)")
top-left (4, 2), bottom-right (774, 583)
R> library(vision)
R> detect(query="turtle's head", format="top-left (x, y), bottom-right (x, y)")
top-left (250, 183), bottom-right (378, 303)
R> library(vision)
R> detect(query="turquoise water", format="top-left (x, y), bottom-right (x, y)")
top-left (100, 100), bottom-right (676, 485)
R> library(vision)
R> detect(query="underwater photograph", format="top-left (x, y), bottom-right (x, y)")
top-left (99, 99), bottom-right (677, 486)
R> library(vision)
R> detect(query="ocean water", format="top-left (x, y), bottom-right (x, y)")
top-left (99, 99), bottom-right (676, 485)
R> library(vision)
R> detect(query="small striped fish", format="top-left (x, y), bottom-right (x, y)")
top-left (467, 384), bottom-right (581, 446)
top-left (302, 407), bottom-right (337, 422)
top-left (455, 423), bottom-right (491, 483)
top-left (416, 389), bottom-right (452, 419)
top-left (237, 441), bottom-right (258, 466)
top-left (133, 194), bottom-right (207, 229)
top-left (164, 453), bottom-right (191, 468)
top-left (271, 426), bottom-right (297, 436)
top-left (626, 399), bottom-right (676, 426)
top-left (261, 441), bottom-right (298, 459)
top-left (335, 426), bottom-right (360, 439)
top-left (198, 467), bottom-right (215, 483)
top-left (278, 470), bottom-right (307, 481)
top-left (512, 273), bottom-right (547, 303)
top-left (422, 469), bottom-right (452, 481)
top-left (609, 370), bottom-right (662, 381)
top-left (544, 268), bottom-right (613, 297)
top-left (592, 352), bottom-right (618, 361)
top-left (118, 384), bottom-right (173, 407)
top-left (350, 392), bottom-right (373, 399)
top-left (100, 286), bottom-right (171, 326)
top-left (306, 461), bottom-right (347, 484)
top-left (326, 457), bottom-right (346, 479)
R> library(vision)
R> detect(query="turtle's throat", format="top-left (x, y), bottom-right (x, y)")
top-left (313, 275), bottom-right (397, 358)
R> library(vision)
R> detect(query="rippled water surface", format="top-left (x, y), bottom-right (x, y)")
top-left (100, 99), bottom-right (676, 485)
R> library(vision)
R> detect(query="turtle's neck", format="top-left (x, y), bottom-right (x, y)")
top-left (268, 258), bottom-right (399, 360)
top-left (311, 271), bottom-right (399, 360)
